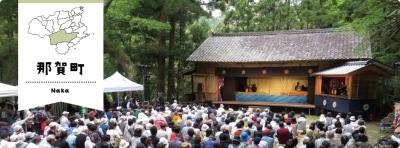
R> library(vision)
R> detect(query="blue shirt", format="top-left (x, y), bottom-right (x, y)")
top-left (203, 139), bottom-right (218, 148)
top-left (66, 134), bottom-right (77, 148)
top-left (100, 124), bottom-right (109, 135)
top-left (106, 112), bottom-right (113, 120)
top-left (10, 120), bottom-right (25, 134)
top-left (261, 136), bottom-right (274, 148)
top-left (67, 127), bottom-right (79, 136)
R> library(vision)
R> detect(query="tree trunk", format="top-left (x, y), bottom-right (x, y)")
top-left (167, 15), bottom-right (176, 103)
top-left (104, 0), bottom-right (114, 14)
top-left (157, 7), bottom-right (167, 98)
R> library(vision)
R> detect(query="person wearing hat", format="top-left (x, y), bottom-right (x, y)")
top-left (159, 137), bottom-right (170, 148)
top-left (142, 123), bottom-right (152, 138)
top-left (240, 132), bottom-right (250, 148)
top-left (203, 134), bottom-right (218, 148)
top-left (60, 111), bottom-right (70, 130)
top-left (229, 136), bottom-right (242, 148)
top-left (0, 122), bottom-right (8, 135)
top-left (9, 113), bottom-right (33, 134)
top-left (66, 129), bottom-right (79, 148)
top-left (38, 134), bottom-right (56, 148)
top-left (261, 129), bottom-right (273, 148)
top-left (119, 139), bottom-right (129, 148)
top-left (345, 139), bottom-right (357, 148)
top-left (100, 118), bottom-right (109, 135)
top-left (349, 116), bottom-right (357, 127)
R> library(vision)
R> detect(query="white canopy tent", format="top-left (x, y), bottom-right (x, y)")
top-left (104, 71), bottom-right (144, 106)
top-left (104, 71), bottom-right (144, 92)
top-left (0, 82), bottom-right (18, 97)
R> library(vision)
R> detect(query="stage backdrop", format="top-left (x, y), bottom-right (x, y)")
top-left (246, 77), bottom-right (308, 95)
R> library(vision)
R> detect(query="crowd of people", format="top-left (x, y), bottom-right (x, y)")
top-left (0, 98), bottom-right (398, 148)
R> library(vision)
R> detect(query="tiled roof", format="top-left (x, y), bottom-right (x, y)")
top-left (186, 28), bottom-right (371, 62)
top-left (310, 61), bottom-right (369, 76)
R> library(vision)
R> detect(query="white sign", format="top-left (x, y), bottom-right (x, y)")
top-left (18, 1), bottom-right (103, 110)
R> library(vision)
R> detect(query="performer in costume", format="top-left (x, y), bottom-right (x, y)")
top-left (339, 81), bottom-right (348, 96)
top-left (295, 82), bottom-right (302, 91)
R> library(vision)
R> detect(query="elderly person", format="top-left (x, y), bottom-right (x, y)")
top-left (26, 135), bottom-right (41, 148)
top-left (107, 122), bottom-right (122, 145)
top-left (315, 131), bottom-right (330, 148)
top-left (75, 125), bottom-right (95, 148)
top-left (66, 129), bottom-right (79, 148)
top-left (60, 111), bottom-right (70, 130)
top-left (38, 134), bottom-right (56, 148)
top-left (10, 113), bottom-right (33, 134)
top-left (182, 120), bottom-right (192, 138)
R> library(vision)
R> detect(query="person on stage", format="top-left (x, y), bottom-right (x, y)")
top-left (339, 82), bottom-right (348, 96)
top-left (295, 82), bottom-right (302, 91)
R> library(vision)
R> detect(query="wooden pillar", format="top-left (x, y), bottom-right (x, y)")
top-left (347, 75), bottom-right (353, 99)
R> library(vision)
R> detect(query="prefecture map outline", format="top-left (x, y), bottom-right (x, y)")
top-left (28, 6), bottom-right (90, 55)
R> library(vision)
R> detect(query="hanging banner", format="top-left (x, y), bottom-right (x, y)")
top-left (18, 0), bottom-right (103, 110)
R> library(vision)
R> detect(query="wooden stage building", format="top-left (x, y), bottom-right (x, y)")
top-left (178, 28), bottom-right (392, 117)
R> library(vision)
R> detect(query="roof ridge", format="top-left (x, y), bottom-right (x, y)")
top-left (212, 28), bottom-right (338, 37)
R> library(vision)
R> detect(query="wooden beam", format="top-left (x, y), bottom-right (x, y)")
top-left (347, 66), bottom-right (392, 78)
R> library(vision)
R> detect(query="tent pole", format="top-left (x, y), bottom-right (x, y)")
top-left (117, 93), bottom-right (119, 107)
top-left (143, 75), bottom-right (145, 104)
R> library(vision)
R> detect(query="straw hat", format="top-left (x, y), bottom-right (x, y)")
top-left (49, 122), bottom-right (57, 128)
top-left (346, 139), bottom-right (356, 147)
top-left (119, 140), bottom-right (129, 148)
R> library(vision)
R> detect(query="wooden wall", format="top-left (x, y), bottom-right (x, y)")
top-left (193, 63), bottom-right (219, 102)
top-left (350, 70), bottom-right (379, 99)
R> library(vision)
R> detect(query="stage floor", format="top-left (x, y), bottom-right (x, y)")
top-left (235, 94), bottom-right (307, 103)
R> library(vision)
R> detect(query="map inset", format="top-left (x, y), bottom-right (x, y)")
top-left (28, 6), bottom-right (90, 55)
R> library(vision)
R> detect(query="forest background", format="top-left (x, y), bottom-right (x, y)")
top-left (0, 0), bottom-right (399, 110)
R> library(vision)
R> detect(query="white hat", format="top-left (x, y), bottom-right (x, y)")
top-left (303, 136), bottom-right (310, 143)
top-left (201, 124), bottom-right (209, 131)
top-left (220, 104), bottom-right (224, 108)
top-left (49, 122), bottom-right (57, 128)
top-left (119, 139), bottom-right (129, 148)
top-left (159, 137), bottom-right (169, 147)
top-left (58, 127), bottom-right (66, 132)
top-left (10, 135), bottom-right (18, 142)
top-left (116, 106), bottom-right (121, 110)
top-left (121, 116), bottom-right (126, 120)
top-left (72, 129), bottom-right (80, 135)
top-left (13, 125), bottom-right (22, 132)
top-left (336, 115), bottom-right (341, 119)
top-left (146, 123), bottom-right (152, 130)
top-left (62, 111), bottom-right (69, 115)
top-left (319, 118), bottom-right (326, 124)
top-left (17, 133), bottom-right (26, 141)
top-left (101, 118), bottom-right (108, 124)
top-left (320, 114), bottom-right (325, 118)
top-left (126, 112), bottom-right (131, 116)
top-left (350, 116), bottom-right (356, 121)
top-left (229, 108), bottom-right (233, 112)
top-left (352, 125), bottom-right (360, 131)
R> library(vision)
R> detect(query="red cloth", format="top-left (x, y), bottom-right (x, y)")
top-left (41, 122), bottom-right (46, 133)
top-left (284, 118), bottom-right (291, 122)
top-left (251, 116), bottom-right (257, 123)
top-left (277, 127), bottom-right (289, 144)
top-left (170, 133), bottom-right (185, 142)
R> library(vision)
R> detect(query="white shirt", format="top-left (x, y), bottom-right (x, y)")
top-left (0, 140), bottom-right (8, 148)
top-left (60, 116), bottom-right (70, 129)
top-left (107, 129), bottom-right (121, 144)
top-left (26, 143), bottom-right (39, 148)
top-left (251, 141), bottom-right (268, 148)
top-left (38, 140), bottom-right (53, 148)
